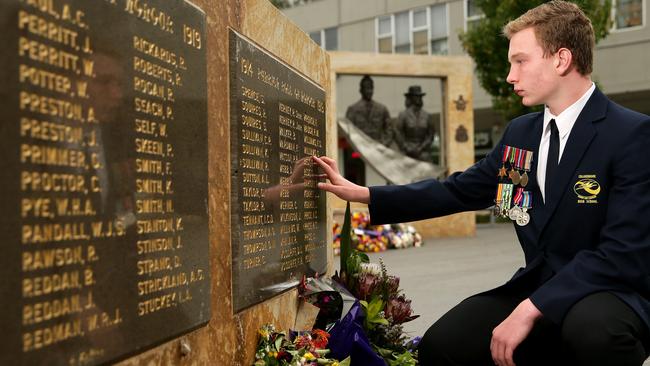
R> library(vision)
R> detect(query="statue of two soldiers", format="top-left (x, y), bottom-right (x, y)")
top-left (346, 75), bottom-right (436, 162)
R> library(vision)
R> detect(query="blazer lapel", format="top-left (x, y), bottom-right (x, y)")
top-left (535, 88), bottom-right (608, 235)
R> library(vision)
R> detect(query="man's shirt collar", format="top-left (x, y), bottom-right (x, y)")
top-left (543, 82), bottom-right (596, 139)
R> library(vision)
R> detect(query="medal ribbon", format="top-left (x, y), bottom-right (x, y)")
top-left (501, 146), bottom-right (511, 164)
top-left (513, 187), bottom-right (524, 207)
top-left (524, 150), bottom-right (533, 171)
top-left (522, 191), bottom-right (532, 209)
top-left (516, 149), bottom-right (525, 170)
top-left (509, 147), bottom-right (517, 166)
top-left (501, 184), bottom-right (513, 211)
top-left (495, 183), bottom-right (504, 204)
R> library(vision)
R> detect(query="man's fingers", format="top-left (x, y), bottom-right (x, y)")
top-left (490, 338), bottom-right (497, 364)
top-left (505, 346), bottom-right (515, 366)
top-left (320, 156), bottom-right (339, 171)
top-left (312, 156), bottom-right (344, 184)
top-left (317, 182), bottom-right (346, 198)
top-left (312, 156), bottom-right (336, 175)
top-left (316, 182), bottom-right (337, 194)
top-left (319, 155), bottom-right (337, 165)
top-left (497, 342), bottom-right (506, 366)
top-left (490, 337), bottom-right (501, 365)
top-left (491, 337), bottom-right (516, 366)
top-left (317, 182), bottom-right (360, 202)
top-left (491, 333), bottom-right (507, 366)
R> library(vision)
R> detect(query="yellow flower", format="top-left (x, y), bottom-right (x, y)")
top-left (259, 329), bottom-right (269, 339)
top-left (304, 352), bottom-right (315, 360)
top-left (332, 363), bottom-right (339, 366)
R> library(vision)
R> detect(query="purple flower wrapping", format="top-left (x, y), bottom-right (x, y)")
top-left (328, 301), bottom-right (386, 366)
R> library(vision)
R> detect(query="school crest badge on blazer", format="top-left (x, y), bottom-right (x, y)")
top-left (574, 174), bottom-right (600, 203)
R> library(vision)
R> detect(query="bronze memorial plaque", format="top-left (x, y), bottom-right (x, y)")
top-left (0, 0), bottom-right (209, 364)
top-left (229, 30), bottom-right (327, 312)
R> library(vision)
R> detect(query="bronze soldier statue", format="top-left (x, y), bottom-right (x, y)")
top-left (395, 85), bottom-right (436, 161)
top-left (345, 75), bottom-right (393, 146)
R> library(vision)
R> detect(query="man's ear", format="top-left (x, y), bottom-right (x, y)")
top-left (555, 48), bottom-right (573, 76)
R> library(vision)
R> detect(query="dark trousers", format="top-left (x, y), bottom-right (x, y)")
top-left (418, 291), bottom-right (650, 366)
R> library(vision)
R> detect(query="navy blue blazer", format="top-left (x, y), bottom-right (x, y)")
top-left (368, 88), bottom-right (650, 327)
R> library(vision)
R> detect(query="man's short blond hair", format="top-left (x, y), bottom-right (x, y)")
top-left (503, 1), bottom-right (595, 75)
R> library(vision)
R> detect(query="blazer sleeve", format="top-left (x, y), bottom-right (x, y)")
top-left (367, 124), bottom-right (511, 224)
top-left (529, 119), bottom-right (650, 324)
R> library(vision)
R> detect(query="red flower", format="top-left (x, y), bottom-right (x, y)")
top-left (357, 273), bottom-right (381, 301)
top-left (294, 334), bottom-right (312, 350)
top-left (311, 329), bottom-right (330, 349)
top-left (386, 295), bottom-right (418, 324)
top-left (276, 350), bottom-right (292, 361)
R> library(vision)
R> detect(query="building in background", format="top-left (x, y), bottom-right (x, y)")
top-left (282, 0), bottom-right (649, 183)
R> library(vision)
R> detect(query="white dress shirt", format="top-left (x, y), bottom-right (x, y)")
top-left (537, 83), bottom-right (595, 202)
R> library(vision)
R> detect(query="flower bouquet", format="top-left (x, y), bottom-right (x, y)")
top-left (253, 324), bottom-right (350, 366)
top-left (256, 203), bottom-right (421, 365)
top-left (328, 203), bottom-right (421, 365)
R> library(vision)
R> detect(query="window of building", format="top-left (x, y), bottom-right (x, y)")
top-left (375, 5), bottom-right (448, 55)
top-left (395, 11), bottom-right (411, 53)
top-left (377, 15), bottom-right (393, 53)
top-left (309, 27), bottom-right (338, 50)
top-left (465, 0), bottom-right (485, 30)
top-left (412, 8), bottom-right (429, 54)
top-left (324, 27), bottom-right (338, 50)
top-left (309, 30), bottom-right (321, 45)
top-left (613, 0), bottom-right (644, 30)
top-left (430, 3), bottom-right (448, 55)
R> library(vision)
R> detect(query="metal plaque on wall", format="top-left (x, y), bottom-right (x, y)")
top-left (229, 30), bottom-right (328, 312)
top-left (0, 0), bottom-right (210, 364)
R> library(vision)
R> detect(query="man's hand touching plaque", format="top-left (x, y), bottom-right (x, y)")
top-left (312, 156), bottom-right (370, 204)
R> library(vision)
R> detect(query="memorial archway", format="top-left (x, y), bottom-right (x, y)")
top-left (329, 52), bottom-right (476, 238)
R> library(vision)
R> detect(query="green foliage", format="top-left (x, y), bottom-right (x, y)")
top-left (459, 0), bottom-right (612, 120)
top-left (345, 251), bottom-right (369, 277)
top-left (338, 357), bottom-right (352, 366)
top-left (374, 345), bottom-right (417, 366)
top-left (360, 298), bottom-right (389, 331)
top-left (339, 202), bottom-right (352, 275)
top-left (387, 350), bottom-right (418, 366)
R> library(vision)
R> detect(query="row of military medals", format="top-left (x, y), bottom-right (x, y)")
top-left (495, 145), bottom-right (533, 226)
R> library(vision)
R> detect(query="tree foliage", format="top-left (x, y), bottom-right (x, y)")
top-left (459, 0), bottom-right (612, 120)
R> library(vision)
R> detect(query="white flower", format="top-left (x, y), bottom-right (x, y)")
top-left (360, 262), bottom-right (382, 276)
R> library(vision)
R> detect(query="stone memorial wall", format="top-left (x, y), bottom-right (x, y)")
top-left (0, 0), bottom-right (211, 364)
top-left (229, 30), bottom-right (327, 312)
top-left (1, 0), bottom-right (332, 365)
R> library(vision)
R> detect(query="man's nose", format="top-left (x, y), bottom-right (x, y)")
top-left (506, 66), bottom-right (517, 84)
